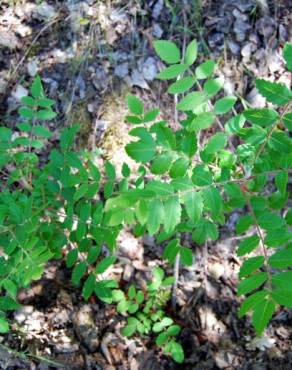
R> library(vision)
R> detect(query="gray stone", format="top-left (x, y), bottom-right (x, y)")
top-left (73, 305), bottom-right (99, 352)
top-left (233, 18), bottom-right (251, 38)
top-left (114, 62), bottom-right (129, 78)
top-left (27, 59), bottom-right (38, 77)
top-left (153, 23), bottom-right (163, 38)
top-left (12, 85), bottom-right (28, 101)
top-left (142, 57), bottom-right (158, 81)
top-left (0, 30), bottom-right (18, 50)
top-left (36, 2), bottom-right (56, 19)
top-left (227, 39), bottom-right (240, 55)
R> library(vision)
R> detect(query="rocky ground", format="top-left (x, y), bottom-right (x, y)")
top-left (0, 0), bottom-right (291, 369)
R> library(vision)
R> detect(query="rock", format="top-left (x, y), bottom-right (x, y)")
top-left (73, 305), bottom-right (99, 352)
top-left (208, 262), bottom-right (225, 280)
top-left (153, 23), bottom-right (163, 38)
top-left (126, 69), bottom-right (149, 89)
top-left (114, 62), bottom-right (129, 78)
top-left (241, 42), bottom-right (254, 60)
top-left (15, 24), bottom-right (32, 38)
top-left (152, 0), bottom-right (163, 19)
top-left (233, 19), bottom-right (251, 42)
top-left (279, 24), bottom-right (288, 43)
top-left (0, 30), bottom-right (18, 50)
top-left (92, 67), bottom-right (109, 91)
top-left (246, 336), bottom-right (275, 351)
top-left (14, 305), bottom-right (34, 324)
top-left (208, 32), bottom-right (224, 49)
top-left (227, 39), bottom-right (240, 55)
top-left (256, 16), bottom-right (275, 39)
top-left (27, 59), bottom-right (39, 77)
top-left (123, 264), bottom-right (134, 281)
top-left (0, 76), bottom-right (7, 94)
top-left (12, 85), bottom-right (28, 101)
top-left (235, 1), bottom-right (254, 12)
top-left (118, 231), bottom-right (143, 260)
top-left (267, 52), bottom-right (283, 73)
top-left (36, 2), bottom-right (56, 20)
top-left (142, 57), bottom-right (158, 81)
top-left (246, 87), bottom-right (266, 108)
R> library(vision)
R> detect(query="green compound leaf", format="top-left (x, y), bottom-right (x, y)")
top-left (177, 92), bottom-right (206, 111)
top-left (195, 60), bottom-right (215, 79)
top-left (147, 199), bottom-right (164, 235)
top-left (252, 299), bottom-right (275, 337)
top-left (283, 113), bottom-right (292, 131)
top-left (192, 219), bottom-right (218, 244)
top-left (203, 77), bottom-right (224, 98)
top-left (214, 96), bottom-right (237, 114)
top-left (202, 186), bottom-right (222, 219)
top-left (275, 171), bottom-right (288, 194)
top-left (189, 112), bottom-right (215, 132)
top-left (269, 248), bottom-right (292, 268)
top-left (168, 76), bottom-right (195, 94)
top-left (203, 132), bottom-right (227, 155)
top-left (255, 79), bottom-right (292, 106)
top-left (237, 272), bottom-right (268, 296)
top-left (157, 64), bottom-right (188, 80)
top-left (150, 153), bottom-right (172, 175)
top-left (82, 273), bottom-right (95, 300)
top-left (127, 94), bottom-right (143, 115)
top-left (169, 341), bottom-right (185, 363)
top-left (271, 289), bottom-right (292, 308)
top-left (283, 43), bottom-right (292, 71)
top-left (258, 212), bottom-right (286, 230)
top-left (163, 195), bottom-right (181, 233)
top-left (182, 190), bottom-right (203, 224)
top-left (153, 40), bottom-right (181, 64)
top-left (180, 247), bottom-right (193, 266)
top-left (126, 127), bottom-right (156, 163)
top-left (143, 108), bottom-right (160, 122)
top-left (0, 297), bottom-right (20, 311)
top-left (0, 318), bottom-right (9, 333)
top-left (95, 256), bottom-right (117, 274)
top-left (72, 261), bottom-right (87, 286)
top-left (192, 165), bottom-right (212, 186)
top-left (237, 235), bottom-right (260, 257)
top-left (185, 39), bottom-right (198, 66)
top-left (272, 271), bottom-right (292, 290)
top-left (239, 256), bottom-right (265, 278)
top-left (169, 158), bottom-right (189, 178)
top-left (243, 108), bottom-right (279, 127)
top-left (31, 75), bottom-right (44, 98)
top-left (238, 290), bottom-right (268, 318)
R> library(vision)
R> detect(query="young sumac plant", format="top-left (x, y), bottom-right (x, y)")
top-left (0, 40), bottom-right (291, 364)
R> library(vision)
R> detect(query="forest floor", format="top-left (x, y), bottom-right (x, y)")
top-left (0, 0), bottom-right (292, 369)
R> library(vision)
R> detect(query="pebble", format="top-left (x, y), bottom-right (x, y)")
top-left (142, 57), bottom-right (157, 81)
top-left (73, 305), bottom-right (99, 352)
top-left (27, 59), bottom-right (38, 77)
top-left (0, 30), bottom-right (18, 50)
top-left (241, 42), bottom-right (254, 60)
top-left (246, 87), bottom-right (266, 108)
top-left (127, 69), bottom-right (149, 89)
top-left (12, 85), bottom-right (28, 101)
top-left (15, 24), bottom-right (32, 38)
top-left (36, 2), bottom-right (56, 20)
top-left (233, 19), bottom-right (251, 42)
top-left (227, 39), bottom-right (240, 55)
top-left (152, 23), bottom-right (163, 38)
top-left (114, 62), bottom-right (129, 78)
top-left (152, 0), bottom-right (163, 19)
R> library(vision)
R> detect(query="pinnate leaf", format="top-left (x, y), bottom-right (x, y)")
top-left (153, 40), bottom-right (181, 64)
top-left (255, 79), bottom-right (292, 106)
